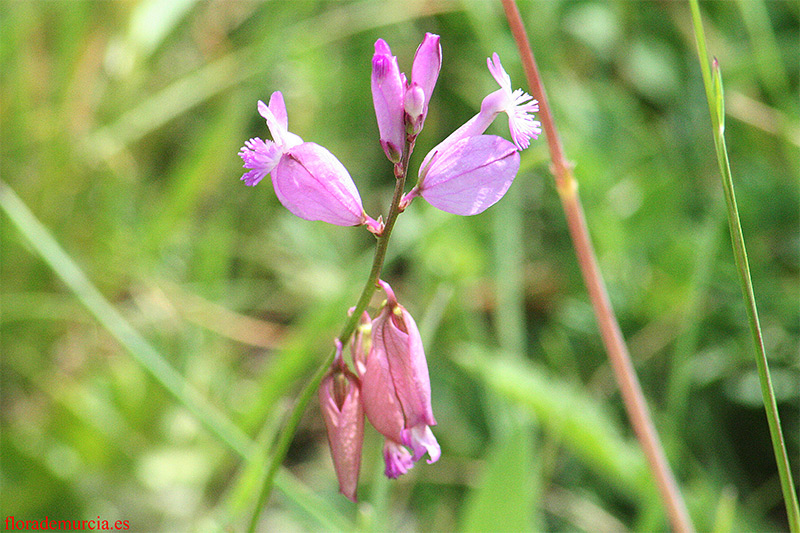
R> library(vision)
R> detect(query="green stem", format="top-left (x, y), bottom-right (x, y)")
top-left (246, 142), bottom-right (413, 532)
top-left (500, 2), bottom-right (694, 531)
top-left (689, 3), bottom-right (800, 530)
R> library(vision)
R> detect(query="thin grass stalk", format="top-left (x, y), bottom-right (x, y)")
top-left (499, 2), bottom-right (694, 531)
top-left (689, 2), bottom-right (800, 530)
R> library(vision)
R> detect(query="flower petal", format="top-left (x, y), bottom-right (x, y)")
top-left (371, 39), bottom-right (405, 163)
top-left (419, 135), bottom-right (520, 216)
top-left (272, 142), bottom-right (366, 226)
top-left (383, 440), bottom-right (414, 479)
top-left (361, 319), bottom-right (405, 443)
top-left (411, 33), bottom-right (441, 109)
top-left (401, 425), bottom-right (441, 464)
top-left (238, 137), bottom-right (281, 186)
top-left (258, 92), bottom-right (303, 150)
top-left (378, 304), bottom-right (436, 429)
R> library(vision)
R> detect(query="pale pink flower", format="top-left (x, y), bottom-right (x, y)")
top-left (238, 91), bottom-right (380, 230)
top-left (418, 54), bottom-right (540, 175)
top-left (403, 53), bottom-right (538, 215)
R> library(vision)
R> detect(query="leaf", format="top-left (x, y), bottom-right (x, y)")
top-left (461, 420), bottom-right (536, 532)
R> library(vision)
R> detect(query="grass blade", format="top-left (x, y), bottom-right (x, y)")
top-left (0, 181), bottom-right (354, 530)
top-left (688, 4), bottom-right (800, 531)
top-left (0, 181), bottom-right (252, 458)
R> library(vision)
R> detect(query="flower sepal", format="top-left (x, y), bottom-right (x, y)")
top-left (410, 135), bottom-right (520, 216)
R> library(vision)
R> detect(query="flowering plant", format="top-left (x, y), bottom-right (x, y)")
top-left (239, 33), bottom-right (539, 501)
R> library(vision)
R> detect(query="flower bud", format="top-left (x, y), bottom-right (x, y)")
top-left (371, 39), bottom-right (405, 163)
top-left (411, 135), bottom-right (519, 216)
top-left (272, 142), bottom-right (367, 226)
top-left (404, 83), bottom-right (426, 135)
top-left (408, 33), bottom-right (441, 132)
top-left (319, 342), bottom-right (365, 502)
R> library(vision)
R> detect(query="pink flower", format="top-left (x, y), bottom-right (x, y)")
top-left (319, 340), bottom-right (365, 502)
top-left (238, 91), bottom-right (380, 230)
top-left (405, 33), bottom-right (441, 134)
top-left (405, 135), bottom-right (520, 216)
top-left (360, 280), bottom-right (440, 478)
top-left (403, 53), bottom-right (538, 215)
top-left (371, 39), bottom-right (406, 163)
top-left (372, 34), bottom-right (442, 159)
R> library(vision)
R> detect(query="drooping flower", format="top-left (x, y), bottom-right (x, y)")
top-left (360, 280), bottom-right (440, 478)
top-left (319, 340), bottom-right (365, 502)
top-left (403, 53), bottom-right (540, 215)
top-left (238, 91), bottom-right (380, 231)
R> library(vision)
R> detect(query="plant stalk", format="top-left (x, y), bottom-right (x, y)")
top-left (500, 2), bottom-right (694, 531)
top-left (246, 142), bottom-right (413, 532)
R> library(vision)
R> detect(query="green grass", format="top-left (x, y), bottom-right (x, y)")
top-left (2, 1), bottom-right (798, 531)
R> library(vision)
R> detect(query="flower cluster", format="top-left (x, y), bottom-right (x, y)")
top-left (320, 281), bottom-right (439, 500)
top-left (238, 33), bottom-right (540, 501)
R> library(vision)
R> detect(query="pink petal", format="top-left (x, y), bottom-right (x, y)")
top-left (258, 93), bottom-right (302, 150)
top-left (371, 39), bottom-right (405, 163)
top-left (401, 425), bottom-right (441, 464)
top-left (238, 137), bottom-right (281, 186)
top-left (383, 440), bottom-right (414, 479)
top-left (378, 304), bottom-right (436, 429)
top-left (410, 33), bottom-right (441, 122)
top-left (419, 135), bottom-right (520, 216)
top-left (268, 91), bottom-right (289, 130)
top-left (361, 318), bottom-right (405, 443)
top-left (272, 142), bottom-right (366, 226)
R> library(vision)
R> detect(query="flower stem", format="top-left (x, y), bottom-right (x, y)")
top-left (500, 1), bottom-right (694, 531)
top-left (246, 142), bottom-right (412, 532)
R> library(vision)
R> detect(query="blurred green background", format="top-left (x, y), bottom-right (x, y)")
top-left (1, 0), bottom-right (798, 531)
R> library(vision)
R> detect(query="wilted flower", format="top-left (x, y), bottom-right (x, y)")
top-left (360, 280), bottom-right (440, 478)
top-left (319, 340), bottom-right (365, 501)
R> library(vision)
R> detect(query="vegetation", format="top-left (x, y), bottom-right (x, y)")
top-left (2, 1), bottom-right (797, 530)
